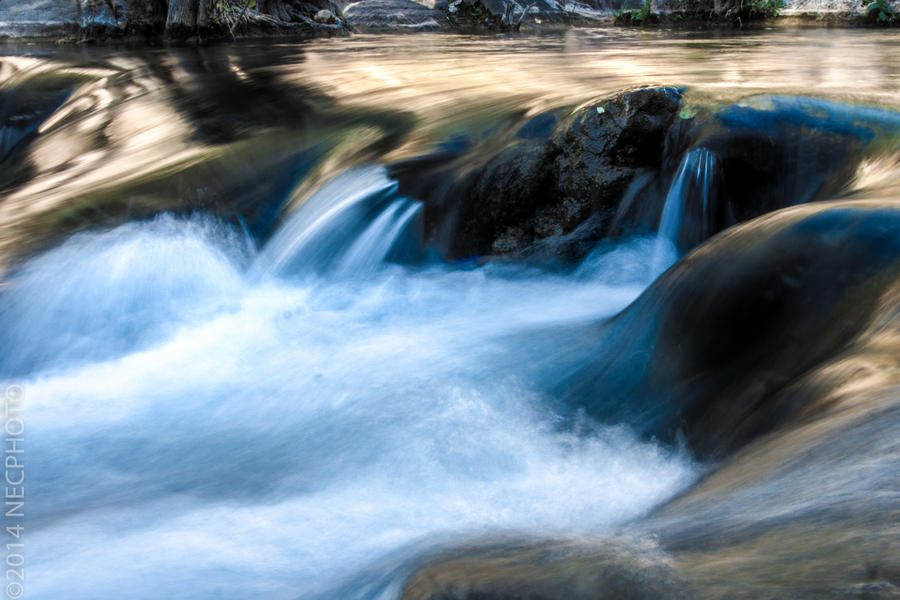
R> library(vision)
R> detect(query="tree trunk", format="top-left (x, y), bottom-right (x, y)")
top-left (166, 0), bottom-right (199, 36)
top-left (197, 0), bottom-right (210, 27)
top-left (258, 0), bottom-right (291, 21)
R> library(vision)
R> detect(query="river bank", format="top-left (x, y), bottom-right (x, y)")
top-left (0, 0), bottom-right (893, 43)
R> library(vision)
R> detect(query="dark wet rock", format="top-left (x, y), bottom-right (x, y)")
top-left (343, 0), bottom-right (448, 29)
top-left (554, 87), bottom-right (683, 180)
top-left (439, 141), bottom-right (557, 257)
top-left (564, 202), bottom-right (900, 459)
top-left (706, 98), bottom-right (868, 218)
top-left (425, 88), bottom-right (682, 260)
top-left (549, 86), bottom-right (682, 236)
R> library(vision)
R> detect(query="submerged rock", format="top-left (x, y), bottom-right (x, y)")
top-left (565, 201), bottom-right (900, 459)
top-left (647, 392), bottom-right (900, 599)
top-left (666, 95), bottom-right (900, 250)
top-left (399, 538), bottom-right (691, 600)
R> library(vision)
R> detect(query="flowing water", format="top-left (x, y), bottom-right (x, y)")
top-left (649, 147), bottom-right (716, 275)
top-left (0, 29), bottom-right (899, 600)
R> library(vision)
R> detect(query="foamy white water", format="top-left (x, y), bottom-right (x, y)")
top-left (2, 169), bottom-right (697, 600)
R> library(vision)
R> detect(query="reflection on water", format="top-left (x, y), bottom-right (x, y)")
top-left (298, 29), bottom-right (900, 116)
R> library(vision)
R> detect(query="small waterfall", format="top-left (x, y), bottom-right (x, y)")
top-left (650, 148), bottom-right (716, 277)
top-left (336, 199), bottom-right (423, 276)
top-left (252, 166), bottom-right (422, 279)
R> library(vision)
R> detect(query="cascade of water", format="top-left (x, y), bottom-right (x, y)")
top-left (251, 166), bottom-right (415, 279)
top-left (336, 198), bottom-right (423, 276)
top-left (649, 148), bottom-right (716, 277)
top-left (699, 148), bottom-right (715, 231)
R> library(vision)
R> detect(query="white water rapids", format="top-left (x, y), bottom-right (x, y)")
top-left (2, 167), bottom-right (696, 600)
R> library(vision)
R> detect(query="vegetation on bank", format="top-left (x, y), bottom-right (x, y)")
top-left (137, 0), bottom-right (900, 38)
top-left (2, 0), bottom-right (896, 42)
top-left (71, 0), bottom-right (344, 40)
top-left (866, 0), bottom-right (896, 22)
top-left (616, 0), bottom-right (895, 25)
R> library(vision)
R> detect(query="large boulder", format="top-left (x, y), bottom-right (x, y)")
top-left (418, 92), bottom-right (899, 264)
top-left (425, 87), bottom-right (682, 260)
top-left (440, 140), bottom-right (557, 257)
top-left (343, 0), bottom-right (448, 29)
top-left (549, 86), bottom-right (682, 239)
top-left (665, 95), bottom-right (900, 251)
top-left (562, 201), bottom-right (900, 459)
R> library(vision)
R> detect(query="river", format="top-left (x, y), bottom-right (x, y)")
top-left (0, 29), bottom-right (898, 600)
